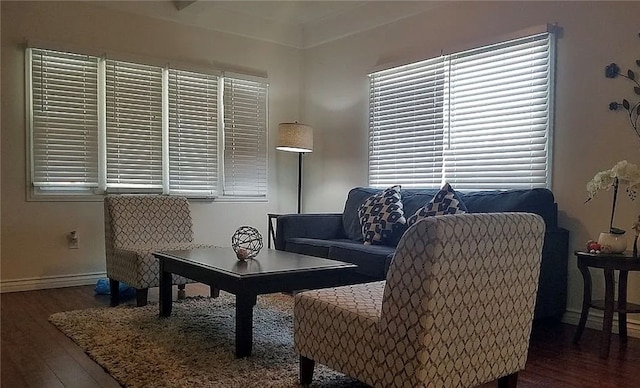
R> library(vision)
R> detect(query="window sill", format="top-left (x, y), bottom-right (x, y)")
top-left (27, 191), bottom-right (268, 203)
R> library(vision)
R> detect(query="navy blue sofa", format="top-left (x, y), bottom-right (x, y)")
top-left (275, 187), bottom-right (569, 320)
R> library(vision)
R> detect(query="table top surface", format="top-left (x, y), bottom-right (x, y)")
top-left (575, 250), bottom-right (638, 258)
top-left (155, 247), bottom-right (357, 278)
top-left (574, 250), bottom-right (640, 269)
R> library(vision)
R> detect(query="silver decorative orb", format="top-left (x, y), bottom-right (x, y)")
top-left (231, 226), bottom-right (263, 260)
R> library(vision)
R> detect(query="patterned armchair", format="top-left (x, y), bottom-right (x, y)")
top-left (294, 213), bottom-right (545, 388)
top-left (104, 195), bottom-right (215, 307)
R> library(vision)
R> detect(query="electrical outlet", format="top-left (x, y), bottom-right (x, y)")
top-left (68, 230), bottom-right (79, 249)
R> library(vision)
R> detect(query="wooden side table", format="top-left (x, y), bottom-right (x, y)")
top-left (267, 213), bottom-right (281, 249)
top-left (573, 251), bottom-right (640, 358)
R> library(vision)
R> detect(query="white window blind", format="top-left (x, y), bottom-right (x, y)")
top-left (368, 32), bottom-right (554, 190)
top-left (168, 69), bottom-right (219, 197)
top-left (105, 60), bottom-right (163, 190)
top-left (30, 48), bottom-right (99, 191)
top-left (444, 33), bottom-right (552, 189)
top-left (369, 57), bottom-right (445, 188)
top-left (28, 47), bottom-right (269, 200)
top-left (223, 77), bottom-right (268, 197)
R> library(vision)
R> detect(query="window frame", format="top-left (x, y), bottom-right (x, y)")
top-left (367, 26), bottom-right (557, 191)
top-left (25, 47), bottom-right (269, 201)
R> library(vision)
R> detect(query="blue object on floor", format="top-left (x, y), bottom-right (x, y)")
top-left (94, 278), bottom-right (136, 299)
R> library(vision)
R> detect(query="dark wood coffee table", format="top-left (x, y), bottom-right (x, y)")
top-left (153, 247), bottom-right (362, 358)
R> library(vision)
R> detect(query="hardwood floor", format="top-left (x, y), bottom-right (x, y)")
top-left (1, 284), bottom-right (639, 387)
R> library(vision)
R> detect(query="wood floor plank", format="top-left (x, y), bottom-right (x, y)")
top-left (0, 351), bottom-right (29, 387)
top-left (12, 291), bottom-right (103, 388)
top-left (2, 284), bottom-right (639, 387)
top-left (21, 289), bottom-right (121, 388)
top-left (1, 293), bottom-right (65, 388)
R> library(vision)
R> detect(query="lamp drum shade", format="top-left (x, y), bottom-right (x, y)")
top-left (277, 122), bottom-right (313, 153)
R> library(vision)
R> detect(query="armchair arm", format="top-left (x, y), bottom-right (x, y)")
top-left (107, 243), bottom-right (219, 289)
top-left (275, 213), bottom-right (345, 250)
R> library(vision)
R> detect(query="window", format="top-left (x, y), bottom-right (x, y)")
top-left (105, 60), bottom-right (163, 190)
top-left (27, 48), bottom-right (268, 199)
top-left (30, 50), bottom-right (100, 191)
top-left (223, 77), bottom-right (268, 196)
top-left (368, 56), bottom-right (445, 188)
top-left (368, 31), bottom-right (555, 190)
top-left (168, 69), bottom-right (219, 197)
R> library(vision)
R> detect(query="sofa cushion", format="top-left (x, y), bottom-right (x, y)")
top-left (284, 238), bottom-right (352, 258)
top-left (327, 241), bottom-right (395, 279)
top-left (283, 238), bottom-right (393, 279)
top-left (343, 187), bottom-right (382, 242)
top-left (459, 188), bottom-right (558, 228)
top-left (407, 183), bottom-right (467, 226)
top-left (357, 185), bottom-right (406, 245)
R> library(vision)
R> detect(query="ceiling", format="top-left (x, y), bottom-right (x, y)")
top-left (203, 1), bottom-right (369, 25)
top-left (96, 1), bottom-right (446, 49)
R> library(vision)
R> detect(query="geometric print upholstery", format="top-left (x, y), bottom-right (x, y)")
top-left (104, 195), bottom-right (211, 290)
top-left (294, 282), bottom-right (384, 387)
top-left (407, 182), bottom-right (467, 226)
top-left (358, 185), bottom-right (406, 245)
top-left (108, 195), bottom-right (194, 247)
top-left (294, 212), bottom-right (545, 388)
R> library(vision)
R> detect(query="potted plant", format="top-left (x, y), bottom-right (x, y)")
top-left (587, 160), bottom-right (640, 252)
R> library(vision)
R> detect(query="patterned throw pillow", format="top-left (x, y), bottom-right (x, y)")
top-left (407, 183), bottom-right (467, 226)
top-left (358, 185), bottom-right (407, 245)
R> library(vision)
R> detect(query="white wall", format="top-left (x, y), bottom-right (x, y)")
top-left (0, 1), bottom-right (303, 289)
top-left (301, 1), bottom-right (640, 331)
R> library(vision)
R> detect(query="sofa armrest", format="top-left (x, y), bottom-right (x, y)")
top-left (535, 227), bottom-right (570, 320)
top-left (275, 213), bottom-right (345, 250)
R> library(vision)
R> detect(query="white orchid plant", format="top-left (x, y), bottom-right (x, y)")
top-left (586, 160), bottom-right (640, 234)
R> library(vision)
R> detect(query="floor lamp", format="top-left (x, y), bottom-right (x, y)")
top-left (276, 122), bottom-right (313, 213)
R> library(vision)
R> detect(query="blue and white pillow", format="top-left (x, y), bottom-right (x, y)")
top-left (407, 183), bottom-right (467, 226)
top-left (358, 185), bottom-right (406, 245)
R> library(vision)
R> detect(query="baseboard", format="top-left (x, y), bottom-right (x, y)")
top-left (0, 272), bottom-right (106, 293)
top-left (563, 308), bottom-right (640, 339)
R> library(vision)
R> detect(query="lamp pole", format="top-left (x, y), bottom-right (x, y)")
top-left (297, 153), bottom-right (303, 213)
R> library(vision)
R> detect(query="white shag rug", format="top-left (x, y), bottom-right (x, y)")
top-left (49, 292), bottom-right (368, 388)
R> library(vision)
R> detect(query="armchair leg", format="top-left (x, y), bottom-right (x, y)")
top-left (178, 284), bottom-right (186, 299)
top-left (136, 288), bottom-right (149, 307)
top-left (498, 372), bottom-right (518, 388)
top-left (210, 287), bottom-right (220, 298)
top-left (109, 279), bottom-right (120, 307)
top-left (299, 355), bottom-right (315, 385)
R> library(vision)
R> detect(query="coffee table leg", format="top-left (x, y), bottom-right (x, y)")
top-left (235, 292), bottom-right (257, 358)
top-left (159, 259), bottom-right (173, 317)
